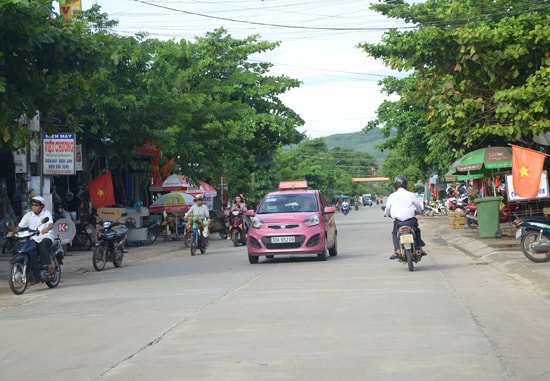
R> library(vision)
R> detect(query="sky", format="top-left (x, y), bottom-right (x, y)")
top-left (80, 0), bottom-right (408, 138)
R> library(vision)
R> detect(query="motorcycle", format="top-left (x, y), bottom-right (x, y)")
top-left (513, 216), bottom-right (550, 262)
top-left (69, 221), bottom-right (94, 251)
top-left (92, 220), bottom-right (128, 271)
top-left (186, 215), bottom-right (207, 255)
top-left (228, 209), bottom-right (247, 247)
top-left (7, 217), bottom-right (65, 295)
top-left (342, 203), bottom-right (350, 215)
top-left (465, 201), bottom-right (519, 229)
top-left (395, 222), bottom-right (424, 272)
top-left (354, 202), bottom-right (359, 211)
top-left (208, 209), bottom-right (230, 239)
top-left (422, 200), bottom-right (447, 216)
top-left (143, 218), bottom-right (163, 245)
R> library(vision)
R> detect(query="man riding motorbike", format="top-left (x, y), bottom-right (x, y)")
top-left (185, 194), bottom-right (210, 246)
top-left (384, 175), bottom-right (428, 260)
top-left (7, 196), bottom-right (55, 283)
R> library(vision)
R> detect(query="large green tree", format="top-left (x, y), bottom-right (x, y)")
top-left (0, 0), bottom-right (114, 150)
top-left (360, 0), bottom-right (550, 175)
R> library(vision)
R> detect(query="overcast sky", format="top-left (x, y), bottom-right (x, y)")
top-left (84, 0), bottom-right (409, 138)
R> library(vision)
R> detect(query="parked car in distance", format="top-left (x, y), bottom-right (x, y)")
top-left (246, 181), bottom-right (338, 264)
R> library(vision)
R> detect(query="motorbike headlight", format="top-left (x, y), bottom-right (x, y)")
top-left (251, 217), bottom-right (264, 229)
top-left (304, 214), bottom-right (320, 227)
top-left (103, 220), bottom-right (113, 229)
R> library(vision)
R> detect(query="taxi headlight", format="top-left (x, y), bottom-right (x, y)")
top-left (304, 214), bottom-right (320, 227)
top-left (251, 217), bottom-right (264, 229)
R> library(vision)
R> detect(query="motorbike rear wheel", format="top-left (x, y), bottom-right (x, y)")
top-left (113, 247), bottom-right (124, 267)
top-left (405, 249), bottom-right (414, 271)
top-left (45, 257), bottom-right (61, 288)
top-left (520, 231), bottom-right (550, 263)
top-left (93, 245), bottom-right (107, 271)
top-left (146, 225), bottom-right (160, 245)
top-left (231, 231), bottom-right (240, 247)
top-left (8, 261), bottom-right (27, 295)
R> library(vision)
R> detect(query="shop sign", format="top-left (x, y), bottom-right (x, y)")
top-left (43, 133), bottom-right (76, 175)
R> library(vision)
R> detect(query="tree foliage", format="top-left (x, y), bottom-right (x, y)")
top-left (276, 138), bottom-right (376, 198)
top-left (360, 0), bottom-right (550, 178)
top-left (0, 0), bottom-right (114, 150)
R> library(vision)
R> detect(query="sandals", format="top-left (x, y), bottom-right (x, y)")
top-left (389, 251), bottom-right (401, 260)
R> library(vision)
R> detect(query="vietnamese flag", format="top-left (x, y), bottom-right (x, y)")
top-left (511, 145), bottom-right (546, 198)
top-left (89, 172), bottom-right (116, 209)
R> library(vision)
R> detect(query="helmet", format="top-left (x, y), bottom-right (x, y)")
top-left (393, 175), bottom-right (408, 190)
top-left (31, 196), bottom-right (46, 206)
top-left (193, 194), bottom-right (204, 202)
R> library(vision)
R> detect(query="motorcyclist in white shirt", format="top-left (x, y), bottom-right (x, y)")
top-left (7, 196), bottom-right (55, 282)
top-left (384, 175), bottom-right (427, 260)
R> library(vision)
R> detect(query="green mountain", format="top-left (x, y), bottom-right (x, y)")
top-left (323, 129), bottom-right (389, 161)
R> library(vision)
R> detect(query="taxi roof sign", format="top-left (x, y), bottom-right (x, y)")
top-left (278, 180), bottom-right (309, 190)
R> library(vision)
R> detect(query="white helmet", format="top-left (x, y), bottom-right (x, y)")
top-left (31, 196), bottom-right (46, 206)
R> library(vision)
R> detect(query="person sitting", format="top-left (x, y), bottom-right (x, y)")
top-left (8, 196), bottom-right (55, 283)
top-left (384, 175), bottom-right (427, 260)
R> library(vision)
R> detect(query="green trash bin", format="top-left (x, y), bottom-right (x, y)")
top-left (475, 196), bottom-right (503, 238)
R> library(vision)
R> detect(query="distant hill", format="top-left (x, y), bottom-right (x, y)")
top-left (323, 129), bottom-right (390, 161)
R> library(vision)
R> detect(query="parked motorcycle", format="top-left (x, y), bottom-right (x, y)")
top-left (209, 209), bottom-right (229, 239)
top-left (513, 216), bottom-right (550, 262)
top-left (92, 220), bottom-right (128, 271)
top-left (69, 221), bottom-right (94, 251)
top-left (465, 202), bottom-right (519, 229)
top-left (144, 218), bottom-right (163, 245)
top-left (7, 217), bottom-right (65, 295)
top-left (422, 200), bottom-right (447, 216)
top-left (229, 209), bottom-right (246, 247)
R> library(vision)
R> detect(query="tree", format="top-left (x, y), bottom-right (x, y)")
top-left (359, 0), bottom-right (550, 173)
top-left (0, 0), bottom-right (114, 150)
top-left (276, 138), bottom-right (375, 199)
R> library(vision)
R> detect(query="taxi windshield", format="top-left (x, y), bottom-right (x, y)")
top-left (257, 194), bottom-right (318, 214)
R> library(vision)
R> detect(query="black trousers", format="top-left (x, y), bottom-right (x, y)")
top-left (391, 217), bottom-right (425, 251)
top-left (30, 239), bottom-right (53, 279)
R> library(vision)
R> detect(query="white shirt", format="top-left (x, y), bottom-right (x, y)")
top-left (384, 188), bottom-right (423, 221)
top-left (18, 208), bottom-right (55, 243)
top-left (186, 203), bottom-right (209, 219)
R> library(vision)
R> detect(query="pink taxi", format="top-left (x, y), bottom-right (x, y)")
top-left (246, 181), bottom-right (338, 263)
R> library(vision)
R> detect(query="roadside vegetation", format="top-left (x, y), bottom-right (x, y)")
top-left (1, 0), bottom-right (549, 203)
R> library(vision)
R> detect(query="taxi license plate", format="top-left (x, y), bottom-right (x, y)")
top-left (271, 236), bottom-right (295, 244)
top-left (399, 234), bottom-right (414, 244)
top-left (515, 229), bottom-right (523, 240)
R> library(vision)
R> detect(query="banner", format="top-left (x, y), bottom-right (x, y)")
top-left (511, 145), bottom-right (546, 198)
top-left (506, 171), bottom-right (549, 201)
top-left (89, 172), bottom-right (116, 209)
top-left (59, 0), bottom-right (82, 21)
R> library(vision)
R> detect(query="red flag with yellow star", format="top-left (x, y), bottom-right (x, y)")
top-left (512, 145), bottom-right (546, 198)
top-left (89, 172), bottom-right (115, 209)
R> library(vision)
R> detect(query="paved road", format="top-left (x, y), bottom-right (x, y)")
top-left (1, 207), bottom-right (549, 380)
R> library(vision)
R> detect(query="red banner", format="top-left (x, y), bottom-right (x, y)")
top-left (89, 172), bottom-right (116, 209)
top-left (512, 145), bottom-right (546, 198)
